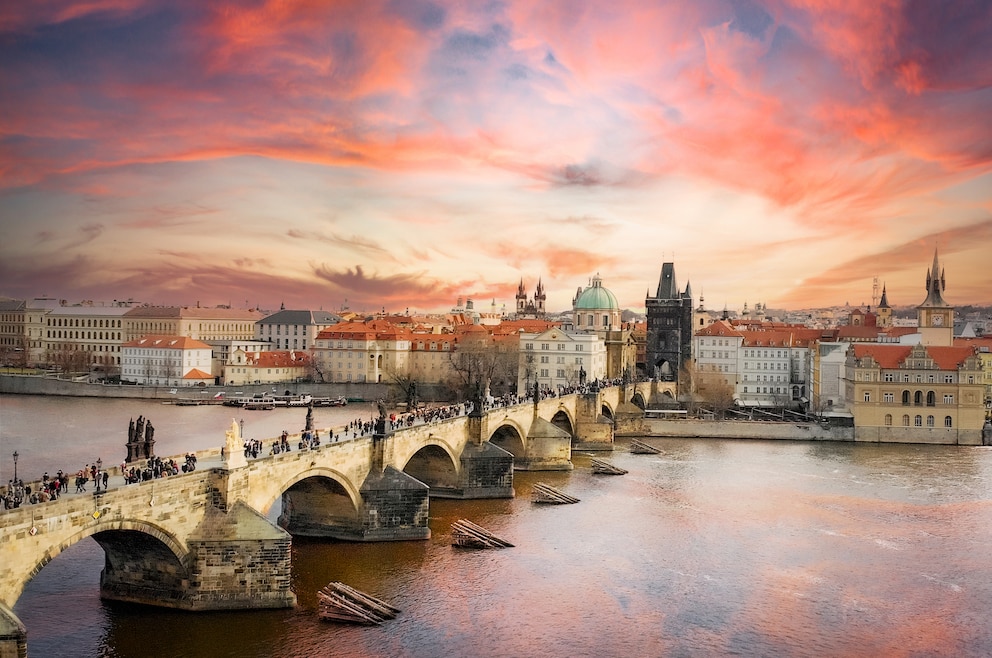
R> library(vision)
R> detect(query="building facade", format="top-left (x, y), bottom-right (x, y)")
top-left (518, 327), bottom-right (606, 394)
top-left (121, 335), bottom-right (214, 387)
top-left (255, 308), bottom-right (341, 352)
top-left (846, 343), bottom-right (985, 443)
top-left (223, 349), bottom-right (311, 386)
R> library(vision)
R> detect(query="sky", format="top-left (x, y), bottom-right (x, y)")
top-left (1, 0), bottom-right (991, 315)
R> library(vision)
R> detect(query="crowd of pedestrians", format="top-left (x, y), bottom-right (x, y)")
top-left (4, 386), bottom-right (629, 509)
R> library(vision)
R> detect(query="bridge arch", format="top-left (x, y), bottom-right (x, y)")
top-left (270, 469), bottom-right (363, 538)
top-left (488, 421), bottom-right (526, 458)
top-left (253, 466), bottom-right (362, 516)
top-left (15, 519), bottom-right (189, 608)
top-left (630, 391), bottom-right (646, 409)
top-left (601, 402), bottom-right (615, 421)
top-left (550, 408), bottom-right (575, 436)
top-left (402, 443), bottom-right (460, 495)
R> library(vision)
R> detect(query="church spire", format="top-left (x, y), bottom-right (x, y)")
top-left (878, 283), bottom-right (890, 309)
top-left (921, 248), bottom-right (948, 307)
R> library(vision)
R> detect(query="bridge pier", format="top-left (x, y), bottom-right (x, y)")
top-left (97, 502), bottom-right (296, 612)
top-left (571, 391), bottom-right (615, 451)
top-left (0, 603), bottom-right (26, 658)
top-left (357, 466), bottom-right (431, 541)
top-left (518, 417), bottom-right (574, 470)
top-left (449, 441), bottom-right (514, 499)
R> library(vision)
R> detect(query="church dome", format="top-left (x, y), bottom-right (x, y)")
top-left (574, 275), bottom-right (619, 311)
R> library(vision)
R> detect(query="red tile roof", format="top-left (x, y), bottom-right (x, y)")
top-left (123, 335), bottom-right (212, 350)
top-left (926, 346), bottom-right (978, 370)
top-left (851, 344), bottom-right (913, 368)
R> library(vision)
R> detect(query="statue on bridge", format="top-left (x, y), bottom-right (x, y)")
top-left (125, 415), bottom-right (156, 463)
top-left (374, 399), bottom-right (389, 437)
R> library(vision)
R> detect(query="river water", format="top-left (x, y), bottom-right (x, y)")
top-left (3, 394), bottom-right (992, 657)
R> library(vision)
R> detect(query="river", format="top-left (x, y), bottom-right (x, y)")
top-left (3, 394), bottom-right (992, 657)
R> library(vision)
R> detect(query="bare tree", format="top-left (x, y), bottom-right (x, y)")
top-left (696, 369), bottom-right (736, 418)
top-left (446, 332), bottom-right (518, 402)
top-left (306, 347), bottom-right (326, 383)
top-left (46, 343), bottom-right (89, 377)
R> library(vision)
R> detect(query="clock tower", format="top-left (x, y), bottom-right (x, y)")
top-left (917, 248), bottom-right (954, 347)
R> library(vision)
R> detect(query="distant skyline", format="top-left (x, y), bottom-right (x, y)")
top-left (2, 1), bottom-right (990, 313)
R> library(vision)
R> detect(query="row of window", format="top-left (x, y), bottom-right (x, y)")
top-left (883, 414), bottom-right (953, 427)
top-left (524, 343), bottom-right (585, 351)
top-left (47, 318), bottom-right (123, 328)
top-left (876, 372), bottom-right (956, 383)
top-left (864, 390), bottom-right (954, 405)
top-left (47, 331), bottom-right (122, 340)
top-left (538, 356), bottom-right (584, 365)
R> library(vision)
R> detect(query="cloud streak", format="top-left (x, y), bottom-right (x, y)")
top-left (1, 0), bottom-right (990, 311)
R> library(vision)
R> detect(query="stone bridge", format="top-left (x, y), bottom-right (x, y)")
top-left (0, 382), bottom-right (668, 654)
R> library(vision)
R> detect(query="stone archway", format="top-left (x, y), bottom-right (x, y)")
top-left (489, 424), bottom-right (526, 458)
top-left (403, 444), bottom-right (460, 497)
top-left (92, 528), bottom-right (191, 606)
top-left (551, 409), bottom-right (574, 436)
top-left (601, 404), bottom-right (614, 422)
top-left (277, 475), bottom-right (362, 538)
top-left (631, 391), bottom-right (646, 410)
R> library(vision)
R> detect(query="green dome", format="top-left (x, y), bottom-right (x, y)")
top-left (574, 275), bottom-right (619, 310)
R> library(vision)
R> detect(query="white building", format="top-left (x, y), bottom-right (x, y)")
top-left (518, 327), bottom-right (606, 394)
top-left (255, 308), bottom-right (341, 351)
top-left (121, 335), bottom-right (214, 386)
top-left (694, 320), bottom-right (816, 408)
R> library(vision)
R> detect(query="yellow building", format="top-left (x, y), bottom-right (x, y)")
top-left (846, 344), bottom-right (985, 444)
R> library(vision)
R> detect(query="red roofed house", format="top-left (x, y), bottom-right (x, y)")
top-left (846, 343), bottom-right (985, 443)
top-left (224, 349), bottom-right (311, 386)
top-left (845, 250), bottom-right (987, 443)
top-left (121, 335), bottom-right (214, 387)
top-left (312, 320), bottom-right (411, 383)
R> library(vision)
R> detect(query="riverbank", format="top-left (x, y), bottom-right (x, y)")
top-left (0, 373), bottom-right (422, 402)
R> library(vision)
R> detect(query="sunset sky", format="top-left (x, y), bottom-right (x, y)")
top-left (2, 0), bottom-right (990, 314)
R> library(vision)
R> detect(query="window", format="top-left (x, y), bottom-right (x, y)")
top-left (926, 391), bottom-right (935, 406)
top-left (884, 414), bottom-right (892, 426)
top-left (902, 415), bottom-right (910, 426)
top-left (926, 415), bottom-right (935, 427)
top-left (883, 393), bottom-right (894, 403)
top-left (884, 373), bottom-right (894, 382)
top-left (944, 416), bottom-right (952, 428)
top-left (914, 391), bottom-right (922, 406)
top-left (944, 375), bottom-right (953, 383)
top-left (525, 343), bottom-right (533, 350)
top-left (863, 391), bottom-right (871, 402)
top-left (943, 394), bottom-right (954, 404)
top-left (914, 415), bottom-right (922, 427)
top-left (902, 391), bottom-right (910, 405)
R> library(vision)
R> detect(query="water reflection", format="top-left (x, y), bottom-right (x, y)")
top-left (5, 395), bottom-right (992, 657)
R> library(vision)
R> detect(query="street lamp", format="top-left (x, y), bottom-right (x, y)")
top-left (96, 457), bottom-right (102, 472)
top-left (12, 451), bottom-right (17, 482)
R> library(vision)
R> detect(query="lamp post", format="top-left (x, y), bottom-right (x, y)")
top-left (96, 457), bottom-right (102, 472)
top-left (12, 451), bottom-right (18, 482)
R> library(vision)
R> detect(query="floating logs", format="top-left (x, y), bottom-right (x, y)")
top-left (630, 439), bottom-right (661, 454)
top-left (532, 482), bottom-right (580, 504)
top-left (590, 459), bottom-right (628, 475)
top-left (451, 519), bottom-right (514, 549)
top-left (317, 582), bottom-right (401, 625)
